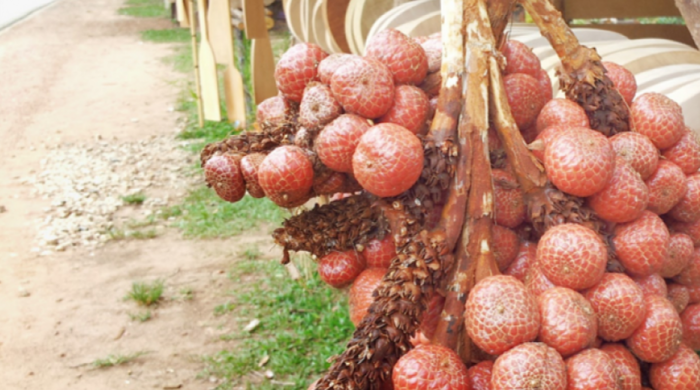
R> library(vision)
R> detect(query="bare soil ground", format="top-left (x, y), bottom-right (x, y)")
top-left (0, 1), bottom-right (271, 388)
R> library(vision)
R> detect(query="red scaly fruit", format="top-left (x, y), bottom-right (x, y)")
top-left (675, 248), bottom-right (700, 286)
top-left (204, 154), bottom-right (246, 203)
top-left (626, 294), bottom-right (683, 363)
top-left (504, 73), bottom-right (546, 129)
top-left (239, 153), bottom-right (266, 198)
top-left (420, 37), bottom-right (441, 73)
top-left (613, 211), bottom-right (670, 276)
top-left (378, 85), bottom-right (430, 134)
top-left (491, 342), bottom-right (567, 390)
top-left (363, 236), bottom-right (396, 269)
top-left (313, 171), bottom-right (346, 195)
top-left (600, 343), bottom-right (643, 390)
top-left (348, 267), bottom-right (385, 326)
top-left (670, 173), bottom-right (700, 223)
top-left (610, 132), bottom-right (660, 180)
top-left (502, 40), bottom-right (541, 78)
top-left (681, 303), bottom-right (700, 349)
top-left (633, 273), bottom-right (669, 297)
top-left (531, 125), bottom-right (570, 161)
top-left (661, 233), bottom-right (695, 278)
top-left (364, 29), bottom-right (429, 85)
top-left (331, 57), bottom-right (395, 118)
top-left (631, 92), bottom-right (686, 149)
top-left (298, 82), bottom-right (343, 130)
top-left (535, 98), bottom-right (589, 134)
top-left (317, 53), bottom-right (360, 85)
top-left (492, 169), bottom-right (527, 228)
top-left (537, 68), bottom-right (554, 102)
top-left (588, 157), bottom-right (649, 223)
top-left (689, 285), bottom-right (700, 304)
top-left (256, 95), bottom-right (292, 127)
top-left (352, 123), bottom-right (424, 197)
top-left (465, 275), bottom-right (540, 355)
top-left (669, 219), bottom-right (700, 246)
top-left (275, 43), bottom-right (328, 102)
top-left (645, 159), bottom-right (688, 214)
top-left (649, 344), bottom-right (700, 390)
top-left (525, 260), bottom-right (557, 297)
top-left (545, 126), bottom-right (616, 197)
top-left (668, 283), bottom-right (690, 313)
top-left (258, 146), bottom-right (314, 208)
top-left (538, 287), bottom-right (598, 357)
top-left (566, 348), bottom-right (624, 390)
top-left (492, 225), bottom-right (520, 272)
top-left (537, 223), bottom-right (607, 290)
top-left (505, 241), bottom-right (537, 281)
top-left (603, 62), bottom-right (637, 106)
top-left (315, 114), bottom-right (371, 173)
top-left (662, 128), bottom-right (700, 174)
top-left (317, 250), bottom-right (366, 288)
top-left (584, 273), bottom-right (647, 342)
top-left (392, 344), bottom-right (469, 390)
top-left (467, 361), bottom-right (493, 390)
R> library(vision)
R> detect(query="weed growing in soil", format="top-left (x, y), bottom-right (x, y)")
top-left (214, 301), bottom-right (236, 316)
top-left (129, 310), bottom-right (153, 322)
top-left (92, 352), bottom-right (148, 368)
top-left (141, 28), bottom-right (189, 43)
top-left (121, 192), bottom-right (147, 205)
top-left (118, 0), bottom-right (169, 18)
top-left (203, 258), bottom-right (353, 389)
top-left (125, 280), bottom-right (164, 306)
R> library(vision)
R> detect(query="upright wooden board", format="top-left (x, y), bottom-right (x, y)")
top-left (397, 11), bottom-right (440, 38)
top-left (176, 0), bottom-right (189, 28)
top-left (344, 0), bottom-right (362, 54)
top-left (352, 0), bottom-right (394, 54)
top-left (251, 37), bottom-right (279, 104)
top-left (303, 0), bottom-right (315, 44)
top-left (312, 0), bottom-right (333, 52)
top-left (325, 0), bottom-right (351, 53)
top-left (242, 0), bottom-right (268, 39)
top-left (368, 0), bottom-right (439, 42)
top-left (284, 0), bottom-right (305, 43)
top-left (197, 0), bottom-right (222, 121)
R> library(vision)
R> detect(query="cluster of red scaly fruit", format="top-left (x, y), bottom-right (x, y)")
top-left (205, 29), bottom-right (444, 209)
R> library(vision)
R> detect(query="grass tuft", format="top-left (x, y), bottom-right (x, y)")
top-left (122, 192), bottom-right (147, 205)
top-left (125, 280), bottom-right (164, 306)
top-left (141, 28), bottom-right (190, 43)
top-left (118, 0), bottom-right (169, 18)
top-left (92, 352), bottom-right (148, 368)
top-left (214, 301), bottom-right (236, 316)
top-left (128, 310), bottom-right (152, 322)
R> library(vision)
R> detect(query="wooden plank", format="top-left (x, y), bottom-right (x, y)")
top-left (345, 0), bottom-right (362, 54)
top-left (284, 0), bottom-right (305, 43)
top-left (251, 37), bottom-right (279, 104)
top-left (397, 10), bottom-right (441, 38)
top-left (176, 0), bottom-right (189, 28)
top-left (352, 0), bottom-right (394, 54)
top-left (312, 0), bottom-right (333, 52)
top-left (602, 47), bottom-right (700, 74)
top-left (368, 0), bottom-right (439, 42)
top-left (572, 24), bottom-right (696, 48)
top-left (668, 78), bottom-right (700, 130)
top-left (242, 0), bottom-right (268, 39)
top-left (303, 0), bottom-right (315, 44)
top-left (197, 0), bottom-right (222, 122)
top-left (188, 0), bottom-right (204, 127)
top-left (638, 72), bottom-right (700, 95)
top-left (635, 64), bottom-right (700, 91)
top-left (325, 0), bottom-right (351, 53)
top-left (561, 0), bottom-right (681, 20)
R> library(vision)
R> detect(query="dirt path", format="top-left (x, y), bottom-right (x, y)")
top-left (0, 1), bottom-right (267, 389)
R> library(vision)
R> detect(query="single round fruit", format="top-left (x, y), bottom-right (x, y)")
top-left (662, 129), bottom-right (700, 175)
top-left (256, 95), bottom-right (291, 127)
top-left (504, 73), bottom-right (546, 129)
top-left (535, 98), bottom-right (589, 134)
top-left (420, 37), bottom-right (441, 73)
top-left (378, 85), bottom-right (430, 134)
top-left (298, 82), bottom-right (343, 129)
top-left (600, 343), bottom-right (642, 390)
top-left (613, 211), bottom-right (670, 276)
top-left (315, 114), bottom-right (371, 173)
top-left (505, 241), bottom-right (537, 281)
top-left (646, 159), bottom-right (688, 214)
top-left (365, 29), bottom-right (429, 85)
top-left (465, 275), bottom-right (540, 355)
top-left (537, 223), bottom-right (607, 290)
top-left (275, 43), bottom-right (328, 102)
top-left (258, 146), bottom-right (314, 207)
top-left (545, 126), bottom-right (615, 197)
top-left (493, 225), bottom-right (520, 272)
top-left (525, 261), bottom-right (557, 297)
top-left (584, 273), bottom-right (646, 342)
top-left (392, 344), bottom-right (469, 390)
top-left (681, 303), bottom-right (700, 350)
top-left (649, 344), bottom-right (700, 390)
top-left (674, 248), bottom-right (700, 286)
top-left (352, 123), bottom-right (424, 197)
top-left (566, 348), bottom-right (624, 390)
top-left (348, 267), bottom-right (385, 326)
top-left (363, 236), bottom-right (396, 269)
top-left (668, 283), bottom-right (690, 313)
top-left (626, 294), bottom-right (683, 363)
top-left (467, 361), bottom-right (492, 390)
top-left (317, 250), bottom-right (366, 288)
top-left (502, 40), bottom-right (541, 78)
top-left (317, 53), bottom-right (359, 85)
top-left (633, 273), bottom-right (668, 297)
top-left (670, 173), bottom-right (700, 223)
top-left (661, 233), bottom-right (695, 278)
top-left (204, 154), bottom-right (245, 203)
top-left (587, 156), bottom-right (649, 223)
top-left (239, 153), bottom-right (266, 198)
top-left (331, 57), bottom-right (395, 118)
top-left (537, 68), bottom-right (553, 102)
top-left (631, 92), bottom-right (685, 149)
top-left (603, 62), bottom-right (637, 106)
top-left (538, 287), bottom-right (598, 357)
top-left (531, 125), bottom-right (569, 161)
top-left (491, 342), bottom-right (567, 390)
top-left (610, 132), bottom-right (660, 180)
top-left (492, 169), bottom-right (527, 228)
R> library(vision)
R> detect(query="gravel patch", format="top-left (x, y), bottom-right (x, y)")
top-left (27, 135), bottom-right (201, 253)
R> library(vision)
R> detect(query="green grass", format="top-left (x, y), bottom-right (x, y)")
top-left (203, 258), bottom-right (354, 389)
top-left (164, 188), bottom-right (286, 238)
top-left (118, 0), bottom-right (170, 18)
top-left (129, 310), bottom-right (153, 322)
top-left (108, 228), bottom-right (158, 240)
top-left (92, 352), bottom-right (148, 368)
top-left (214, 301), bottom-right (236, 316)
top-left (142, 28), bottom-right (190, 43)
top-left (121, 192), bottom-right (147, 205)
top-left (125, 280), bottom-right (165, 306)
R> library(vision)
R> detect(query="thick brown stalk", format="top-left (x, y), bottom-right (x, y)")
top-left (487, 0), bottom-right (516, 47)
top-left (518, 0), bottom-right (630, 136)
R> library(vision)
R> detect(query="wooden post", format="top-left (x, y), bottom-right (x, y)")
top-left (188, 0), bottom-right (205, 128)
top-left (675, 0), bottom-right (700, 49)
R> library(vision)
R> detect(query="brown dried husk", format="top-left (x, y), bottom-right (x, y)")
top-left (199, 121), bottom-right (297, 167)
top-left (526, 183), bottom-right (605, 237)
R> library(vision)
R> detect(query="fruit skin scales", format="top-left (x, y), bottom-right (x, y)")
top-left (626, 294), bottom-right (683, 363)
top-left (630, 92), bottom-right (685, 150)
top-left (365, 29), bottom-right (429, 85)
top-left (566, 348), bottom-right (624, 390)
top-left (315, 114), bottom-right (371, 173)
top-left (275, 43), bottom-right (327, 103)
top-left (490, 342), bottom-right (567, 390)
top-left (613, 211), bottom-right (670, 277)
top-left (649, 344), bottom-right (700, 390)
top-left (538, 287), bottom-right (598, 357)
top-left (258, 145), bottom-right (314, 208)
top-left (331, 58), bottom-right (395, 119)
top-left (584, 273), bottom-right (646, 342)
top-left (204, 154), bottom-right (246, 203)
top-left (317, 250), bottom-right (366, 288)
top-left (600, 343), bottom-right (643, 390)
top-left (392, 344), bottom-right (469, 390)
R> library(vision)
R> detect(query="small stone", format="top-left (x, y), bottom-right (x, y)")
top-left (18, 288), bottom-right (30, 297)
top-left (0, 205), bottom-right (6, 213)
